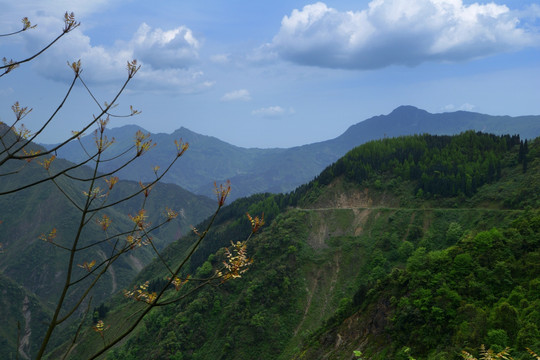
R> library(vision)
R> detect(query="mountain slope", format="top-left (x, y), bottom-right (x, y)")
top-left (0, 273), bottom-right (51, 360)
top-left (64, 132), bottom-right (539, 360)
top-left (0, 150), bottom-right (215, 308)
top-left (0, 129), bottom-right (216, 359)
top-left (45, 106), bottom-right (540, 201)
top-left (293, 138), bottom-right (540, 360)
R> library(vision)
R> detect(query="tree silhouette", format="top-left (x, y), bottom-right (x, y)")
top-left (1, 13), bottom-right (260, 359)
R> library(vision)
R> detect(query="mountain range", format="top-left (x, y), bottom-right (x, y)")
top-left (3, 107), bottom-right (540, 359)
top-left (45, 106), bottom-right (540, 201)
top-left (59, 131), bottom-right (540, 360)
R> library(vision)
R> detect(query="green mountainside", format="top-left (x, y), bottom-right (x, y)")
top-left (61, 132), bottom-right (539, 360)
top-left (44, 106), bottom-right (540, 201)
top-left (0, 273), bottom-right (51, 360)
top-left (0, 129), bottom-right (216, 359)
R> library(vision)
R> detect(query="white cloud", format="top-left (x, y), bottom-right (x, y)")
top-left (443, 103), bottom-right (475, 112)
top-left (252, 106), bottom-right (294, 118)
top-left (134, 68), bottom-right (215, 94)
top-left (132, 23), bottom-right (199, 70)
top-left (221, 89), bottom-right (251, 102)
top-left (23, 16), bottom-right (128, 83)
top-left (459, 103), bottom-right (475, 111)
top-left (268, 1), bottom-right (539, 69)
top-left (442, 104), bottom-right (456, 112)
top-left (20, 15), bottom-right (210, 92)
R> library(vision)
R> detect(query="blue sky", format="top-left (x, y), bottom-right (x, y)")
top-left (1, 0), bottom-right (539, 148)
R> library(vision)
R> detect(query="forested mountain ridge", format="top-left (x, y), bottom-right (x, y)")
top-left (63, 132), bottom-right (539, 360)
top-left (44, 106), bottom-right (540, 201)
top-left (294, 148), bottom-right (540, 359)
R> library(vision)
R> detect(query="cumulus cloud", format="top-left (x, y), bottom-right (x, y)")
top-left (221, 89), bottom-right (251, 102)
top-left (268, 0), bottom-right (539, 69)
top-left (22, 16), bottom-right (210, 92)
top-left (21, 16), bottom-right (127, 83)
top-left (132, 23), bottom-right (199, 69)
top-left (251, 106), bottom-right (294, 118)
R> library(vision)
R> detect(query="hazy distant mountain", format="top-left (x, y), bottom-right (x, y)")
top-left (44, 106), bottom-right (540, 200)
top-left (0, 133), bottom-right (215, 300)
top-left (336, 105), bottom-right (540, 146)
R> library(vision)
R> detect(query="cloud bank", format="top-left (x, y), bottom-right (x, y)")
top-left (269, 0), bottom-right (539, 69)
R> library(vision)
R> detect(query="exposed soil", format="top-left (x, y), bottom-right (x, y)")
top-left (306, 212), bottom-right (329, 250)
top-left (293, 269), bottom-right (322, 336)
top-left (322, 252), bottom-right (341, 312)
top-left (97, 250), bottom-right (117, 294)
top-left (309, 179), bottom-right (399, 210)
top-left (352, 208), bottom-right (371, 236)
top-left (18, 295), bottom-right (32, 360)
top-left (402, 212), bottom-right (416, 241)
top-left (303, 296), bottom-right (392, 360)
top-left (128, 254), bottom-right (145, 272)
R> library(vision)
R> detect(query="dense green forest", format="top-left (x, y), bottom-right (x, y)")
top-left (56, 131), bottom-right (539, 360)
top-left (298, 212), bottom-right (540, 360)
top-left (293, 132), bottom-right (524, 202)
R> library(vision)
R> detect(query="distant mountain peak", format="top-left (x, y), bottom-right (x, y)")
top-left (172, 126), bottom-right (201, 137)
top-left (389, 105), bottom-right (428, 116)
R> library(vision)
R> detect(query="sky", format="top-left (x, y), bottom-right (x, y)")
top-left (1, 0), bottom-right (539, 148)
